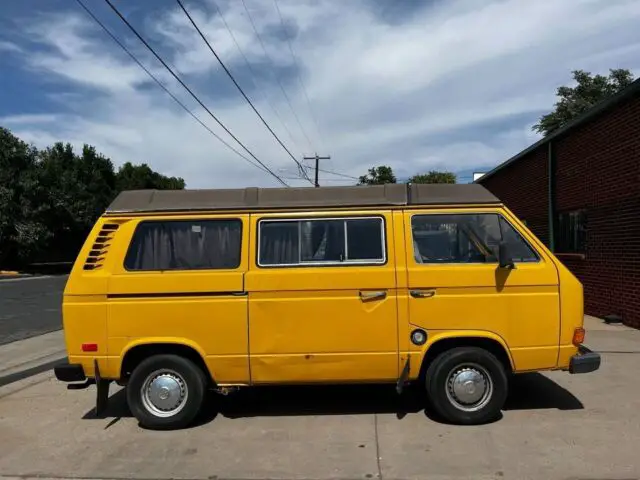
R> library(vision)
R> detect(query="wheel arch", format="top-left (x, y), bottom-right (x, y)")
top-left (119, 338), bottom-right (212, 385)
top-left (418, 332), bottom-right (514, 382)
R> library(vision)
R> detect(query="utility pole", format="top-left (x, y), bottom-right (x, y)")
top-left (303, 153), bottom-right (331, 187)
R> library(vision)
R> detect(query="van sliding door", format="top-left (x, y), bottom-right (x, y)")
top-left (245, 211), bottom-right (400, 384)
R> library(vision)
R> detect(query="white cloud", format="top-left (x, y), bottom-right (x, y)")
top-left (24, 14), bottom-right (151, 92)
top-left (3, 0), bottom-right (640, 188)
top-left (0, 113), bottom-right (60, 125)
top-left (0, 40), bottom-right (22, 53)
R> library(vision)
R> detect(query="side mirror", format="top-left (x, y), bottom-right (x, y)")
top-left (498, 241), bottom-right (515, 269)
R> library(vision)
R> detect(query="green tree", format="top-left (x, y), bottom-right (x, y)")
top-left (0, 127), bottom-right (187, 268)
top-left (116, 162), bottom-right (185, 191)
top-left (78, 145), bottom-right (118, 224)
top-left (408, 171), bottom-right (457, 184)
top-left (533, 69), bottom-right (635, 136)
top-left (35, 143), bottom-right (119, 262)
top-left (358, 165), bottom-right (397, 185)
top-left (0, 127), bottom-right (46, 267)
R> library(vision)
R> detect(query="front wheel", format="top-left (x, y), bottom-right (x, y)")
top-left (425, 347), bottom-right (508, 425)
top-left (127, 354), bottom-right (207, 430)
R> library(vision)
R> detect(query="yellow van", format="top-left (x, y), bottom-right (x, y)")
top-left (54, 184), bottom-right (600, 429)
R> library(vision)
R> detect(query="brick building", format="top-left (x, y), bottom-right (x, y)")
top-left (478, 78), bottom-right (640, 328)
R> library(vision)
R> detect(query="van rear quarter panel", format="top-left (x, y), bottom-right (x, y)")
top-left (104, 215), bottom-right (251, 384)
top-left (63, 218), bottom-right (111, 377)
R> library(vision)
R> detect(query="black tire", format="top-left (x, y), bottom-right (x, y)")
top-left (126, 354), bottom-right (207, 430)
top-left (425, 347), bottom-right (508, 425)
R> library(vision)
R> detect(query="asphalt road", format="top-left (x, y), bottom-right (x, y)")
top-left (0, 276), bottom-right (66, 345)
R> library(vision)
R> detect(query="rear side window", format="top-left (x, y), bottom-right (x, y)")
top-left (411, 214), bottom-right (538, 264)
top-left (259, 217), bottom-right (385, 266)
top-left (125, 219), bottom-right (242, 271)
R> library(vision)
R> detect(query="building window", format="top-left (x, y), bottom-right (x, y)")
top-left (411, 214), bottom-right (539, 264)
top-left (258, 217), bottom-right (385, 266)
top-left (125, 219), bottom-right (242, 271)
top-left (555, 210), bottom-right (587, 254)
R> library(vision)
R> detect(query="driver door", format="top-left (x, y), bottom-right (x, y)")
top-left (404, 209), bottom-right (560, 371)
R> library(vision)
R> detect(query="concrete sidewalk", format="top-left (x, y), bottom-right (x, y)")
top-left (0, 331), bottom-right (66, 387)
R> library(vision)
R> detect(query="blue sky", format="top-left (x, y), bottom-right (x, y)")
top-left (1, 0), bottom-right (639, 187)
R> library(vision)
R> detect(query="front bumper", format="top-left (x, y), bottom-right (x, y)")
top-left (569, 345), bottom-right (601, 374)
top-left (54, 362), bottom-right (86, 382)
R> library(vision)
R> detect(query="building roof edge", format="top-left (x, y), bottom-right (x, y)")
top-left (477, 77), bottom-right (640, 183)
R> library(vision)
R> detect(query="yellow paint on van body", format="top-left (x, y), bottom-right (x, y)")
top-left (62, 203), bottom-right (584, 386)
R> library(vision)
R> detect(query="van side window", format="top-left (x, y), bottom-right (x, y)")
top-left (346, 218), bottom-right (384, 260)
top-left (125, 219), bottom-right (242, 271)
top-left (259, 217), bottom-right (385, 266)
top-left (498, 216), bottom-right (539, 263)
top-left (411, 214), bottom-right (538, 264)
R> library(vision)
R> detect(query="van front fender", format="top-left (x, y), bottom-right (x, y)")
top-left (408, 329), bottom-right (515, 380)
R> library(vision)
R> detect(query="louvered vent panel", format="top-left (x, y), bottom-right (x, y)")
top-left (83, 223), bottom-right (119, 271)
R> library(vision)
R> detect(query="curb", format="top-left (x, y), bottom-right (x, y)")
top-left (0, 356), bottom-right (66, 388)
top-left (0, 273), bottom-right (32, 281)
top-left (0, 331), bottom-right (67, 388)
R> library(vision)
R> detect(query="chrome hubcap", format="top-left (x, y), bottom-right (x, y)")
top-left (445, 363), bottom-right (493, 412)
top-left (141, 369), bottom-right (188, 418)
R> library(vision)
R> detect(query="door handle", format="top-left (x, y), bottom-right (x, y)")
top-left (410, 289), bottom-right (436, 299)
top-left (359, 290), bottom-right (387, 302)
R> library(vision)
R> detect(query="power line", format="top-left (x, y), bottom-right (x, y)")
top-left (102, 0), bottom-right (289, 187)
top-left (74, 0), bottom-right (279, 183)
top-left (312, 167), bottom-right (359, 180)
top-left (273, 0), bottom-right (324, 151)
top-left (211, 0), bottom-right (302, 153)
top-left (300, 163), bottom-right (359, 180)
top-left (317, 178), bottom-right (355, 183)
top-left (239, 0), bottom-right (315, 152)
top-left (176, 0), bottom-right (312, 185)
top-left (281, 177), bottom-right (352, 182)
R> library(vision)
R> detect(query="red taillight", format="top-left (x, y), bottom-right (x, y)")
top-left (572, 328), bottom-right (585, 346)
top-left (81, 343), bottom-right (98, 352)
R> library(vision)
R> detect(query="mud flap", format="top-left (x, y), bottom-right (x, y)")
top-left (396, 357), bottom-right (411, 394)
top-left (94, 359), bottom-right (111, 416)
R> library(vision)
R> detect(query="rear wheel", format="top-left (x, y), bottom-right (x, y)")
top-left (127, 354), bottom-right (207, 430)
top-left (425, 347), bottom-right (508, 425)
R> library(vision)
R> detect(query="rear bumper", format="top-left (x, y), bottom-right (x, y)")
top-left (54, 362), bottom-right (86, 382)
top-left (569, 345), bottom-right (601, 374)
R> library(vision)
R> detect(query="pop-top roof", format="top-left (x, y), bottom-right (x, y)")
top-left (106, 184), bottom-right (500, 214)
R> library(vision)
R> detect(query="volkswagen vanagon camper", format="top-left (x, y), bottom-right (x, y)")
top-left (54, 184), bottom-right (600, 429)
